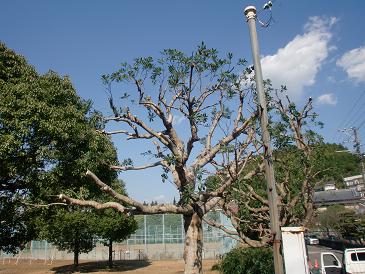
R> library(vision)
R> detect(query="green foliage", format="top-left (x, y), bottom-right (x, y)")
top-left (311, 143), bottom-right (359, 187)
top-left (317, 205), bottom-right (365, 240)
top-left (96, 208), bottom-right (137, 245)
top-left (229, 142), bottom-right (359, 240)
top-left (35, 179), bottom-right (137, 266)
top-left (316, 204), bottom-right (346, 233)
top-left (38, 208), bottom-right (97, 265)
top-left (0, 42), bottom-right (119, 253)
top-left (0, 198), bottom-right (36, 253)
top-left (215, 247), bottom-right (274, 274)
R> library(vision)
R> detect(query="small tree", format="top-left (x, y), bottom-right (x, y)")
top-left (41, 208), bottom-right (98, 266)
top-left (96, 208), bottom-right (137, 268)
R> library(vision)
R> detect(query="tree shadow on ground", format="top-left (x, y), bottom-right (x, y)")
top-left (51, 260), bottom-right (151, 273)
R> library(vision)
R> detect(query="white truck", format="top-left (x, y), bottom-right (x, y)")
top-left (343, 247), bottom-right (365, 274)
top-left (282, 227), bottom-right (365, 273)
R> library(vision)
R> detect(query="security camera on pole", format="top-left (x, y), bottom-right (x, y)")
top-left (244, 5), bottom-right (284, 274)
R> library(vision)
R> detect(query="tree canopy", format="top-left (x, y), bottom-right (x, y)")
top-left (316, 205), bottom-right (365, 241)
top-left (96, 208), bottom-right (138, 268)
top-left (39, 208), bottom-right (97, 266)
top-left (0, 42), bottom-right (124, 253)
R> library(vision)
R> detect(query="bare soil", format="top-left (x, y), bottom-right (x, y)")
top-left (0, 259), bottom-right (219, 274)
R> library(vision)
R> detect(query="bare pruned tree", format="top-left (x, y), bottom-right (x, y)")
top-left (204, 86), bottom-right (327, 248)
top-left (58, 44), bottom-right (264, 274)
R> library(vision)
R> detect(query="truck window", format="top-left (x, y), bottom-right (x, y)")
top-left (351, 253), bottom-right (358, 261)
top-left (323, 254), bottom-right (339, 266)
top-left (357, 252), bottom-right (365, 261)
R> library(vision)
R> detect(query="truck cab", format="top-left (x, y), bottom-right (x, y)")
top-left (343, 248), bottom-right (365, 274)
top-left (281, 227), bottom-right (343, 274)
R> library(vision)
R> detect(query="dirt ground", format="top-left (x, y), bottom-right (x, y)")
top-left (0, 259), bottom-right (220, 274)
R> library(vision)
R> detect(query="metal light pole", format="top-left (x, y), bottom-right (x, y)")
top-left (244, 6), bottom-right (284, 274)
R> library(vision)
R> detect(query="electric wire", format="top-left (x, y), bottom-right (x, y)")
top-left (339, 90), bottom-right (365, 129)
top-left (332, 90), bottom-right (365, 142)
top-left (352, 111), bottom-right (365, 128)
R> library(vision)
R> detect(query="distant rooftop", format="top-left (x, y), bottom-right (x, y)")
top-left (344, 175), bottom-right (364, 182)
top-left (314, 189), bottom-right (362, 205)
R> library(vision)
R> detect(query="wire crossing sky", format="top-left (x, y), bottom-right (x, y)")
top-left (1, 0), bottom-right (365, 202)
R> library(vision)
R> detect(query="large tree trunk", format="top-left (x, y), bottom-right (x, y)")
top-left (183, 211), bottom-right (203, 274)
top-left (108, 238), bottom-right (113, 268)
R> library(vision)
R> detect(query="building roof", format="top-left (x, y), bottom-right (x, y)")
top-left (314, 189), bottom-right (362, 205)
top-left (344, 175), bottom-right (364, 182)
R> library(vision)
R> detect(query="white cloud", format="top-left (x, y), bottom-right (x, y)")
top-left (172, 114), bottom-right (185, 126)
top-left (151, 194), bottom-right (165, 202)
top-left (261, 16), bottom-right (336, 100)
top-left (317, 93), bottom-right (337, 106)
top-left (336, 46), bottom-right (365, 83)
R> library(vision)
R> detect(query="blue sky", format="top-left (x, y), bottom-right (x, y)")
top-left (1, 0), bottom-right (365, 203)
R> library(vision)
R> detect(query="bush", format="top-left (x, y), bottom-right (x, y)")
top-left (214, 247), bottom-right (274, 274)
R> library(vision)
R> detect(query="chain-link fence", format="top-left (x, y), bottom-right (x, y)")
top-left (1, 211), bottom-right (236, 262)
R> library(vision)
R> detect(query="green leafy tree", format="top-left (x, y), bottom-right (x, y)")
top-left (0, 42), bottom-right (118, 253)
top-left (94, 179), bottom-right (137, 268)
top-left (317, 205), bottom-right (365, 241)
top-left (311, 143), bottom-right (359, 188)
top-left (40, 208), bottom-right (98, 266)
top-left (316, 204), bottom-right (346, 237)
top-left (0, 198), bottom-right (36, 253)
top-left (36, 179), bottom-right (136, 267)
top-left (96, 208), bottom-right (137, 268)
top-left (336, 212), bottom-right (365, 241)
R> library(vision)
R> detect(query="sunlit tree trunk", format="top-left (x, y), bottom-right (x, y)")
top-left (183, 211), bottom-right (203, 274)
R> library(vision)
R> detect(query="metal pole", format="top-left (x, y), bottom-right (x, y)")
top-left (353, 127), bottom-right (365, 186)
top-left (244, 6), bottom-right (284, 274)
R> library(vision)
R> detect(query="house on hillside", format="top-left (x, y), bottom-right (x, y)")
top-left (344, 174), bottom-right (365, 193)
top-left (323, 182), bottom-right (336, 191)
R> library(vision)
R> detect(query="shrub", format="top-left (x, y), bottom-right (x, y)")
top-left (214, 247), bottom-right (274, 274)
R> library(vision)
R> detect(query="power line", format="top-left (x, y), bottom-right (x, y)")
top-left (332, 90), bottom-right (365, 142)
top-left (341, 90), bottom-right (365, 128)
top-left (352, 109), bottom-right (365, 128)
top-left (338, 128), bottom-right (365, 185)
top-left (359, 119), bottom-right (365, 130)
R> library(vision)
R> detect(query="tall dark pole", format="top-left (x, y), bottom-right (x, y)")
top-left (353, 127), bottom-right (365, 186)
top-left (244, 6), bottom-right (284, 274)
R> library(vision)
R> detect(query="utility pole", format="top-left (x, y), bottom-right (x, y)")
top-left (244, 6), bottom-right (284, 274)
top-left (352, 127), bottom-right (365, 186)
top-left (339, 127), bottom-right (365, 186)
